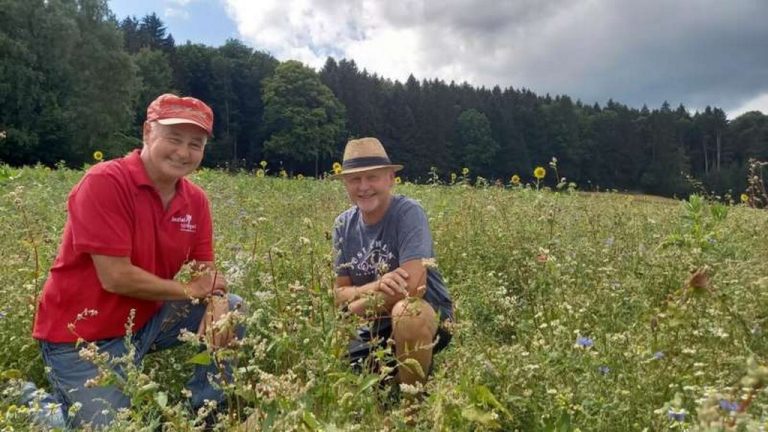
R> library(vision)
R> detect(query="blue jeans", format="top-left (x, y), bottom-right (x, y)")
top-left (39, 294), bottom-right (245, 428)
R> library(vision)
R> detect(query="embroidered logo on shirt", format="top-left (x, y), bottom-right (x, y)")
top-left (171, 214), bottom-right (197, 233)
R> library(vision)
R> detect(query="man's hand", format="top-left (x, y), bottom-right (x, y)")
top-left (186, 271), bottom-right (227, 299)
top-left (197, 294), bottom-right (234, 349)
top-left (375, 268), bottom-right (410, 298)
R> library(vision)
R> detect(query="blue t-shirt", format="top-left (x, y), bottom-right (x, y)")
top-left (332, 195), bottom-right (453, 321)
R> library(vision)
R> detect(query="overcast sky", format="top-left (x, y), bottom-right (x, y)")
top-left (111, 0), bottom-right (768, 118)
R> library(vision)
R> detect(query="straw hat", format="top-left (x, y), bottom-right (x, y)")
top-left (333, 137), bottom-right (403, 178)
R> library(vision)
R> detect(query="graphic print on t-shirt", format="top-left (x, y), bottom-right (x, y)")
top-left (350, 240), bottom-right (395, 278)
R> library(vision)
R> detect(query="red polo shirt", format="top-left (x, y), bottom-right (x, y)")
top-left (33, 150), bottom-right (214, 343)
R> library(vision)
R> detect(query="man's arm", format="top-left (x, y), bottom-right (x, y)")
top-left (334, 259), bottom-right (427, 316)
top-left (92, 256), bottom-right (226, 300)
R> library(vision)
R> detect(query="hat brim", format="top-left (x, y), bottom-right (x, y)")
top-left (330, 164), bottom-right (403, 180)
top-left (157, 118), bottom-right (213, 136)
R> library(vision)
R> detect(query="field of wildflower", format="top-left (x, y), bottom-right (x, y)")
top-left (1, 163), bottom-right (768, 431)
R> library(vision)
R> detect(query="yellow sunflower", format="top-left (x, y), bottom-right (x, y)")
top-left (259, 160), bottom-right (267, 168)
top-left (534, 166), bottom-right (546, 180)
top-left (511, 174), bottom-right (520, 185)
top-left (93, 151), bottom-right (104, 162)
top-left (461, 167), bottom-right (469, 176)
top-left (395, 176), bottom-right (402, 184)
top-left (256, 169), bottom-right (265, 178)
top-left (741, 193), bottom-right (749, 203)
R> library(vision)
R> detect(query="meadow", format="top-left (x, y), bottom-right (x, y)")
top-left (1, 164), bottom-right (768, 431)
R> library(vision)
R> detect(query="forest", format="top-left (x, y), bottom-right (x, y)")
top-left (1, 0), bottom-right (767, 196)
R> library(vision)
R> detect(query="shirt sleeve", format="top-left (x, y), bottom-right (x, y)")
top-left (188, 194), bottom-right (214, 262)
top-left (397, 201), bottom-right (433, 263)
top-left (69, 173), bottom-right (133, 256)
top-left (332, 214), bottom-right (350, 277)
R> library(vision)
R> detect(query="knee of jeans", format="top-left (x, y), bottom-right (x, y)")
top-left (226, 294), bottom-right (247, 339)
top-left (227, 293), bottom-right (246, 313)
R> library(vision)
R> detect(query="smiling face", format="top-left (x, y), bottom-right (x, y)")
top-left (140, 122), bottom-right (207, 189)
top-left (342, 167), bottom-right (396, 224)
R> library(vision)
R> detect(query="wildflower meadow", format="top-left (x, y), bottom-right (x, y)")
top-left (1, 163), bottom-right (768, 431)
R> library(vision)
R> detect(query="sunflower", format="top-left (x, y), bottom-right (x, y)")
top-left (93, 151), bottom-right (104, 162)
top-left (332, 162), bottom-right (343, 175)
top-left (395, 176), bottom-right (402, 184)
top-left (461, 167), bottom-right (469, 176)
top-left (259, 160), bottom-right (267, 168)
top-left (740, 193), bottom-right (749, 203)
top-left (510, 174), bottom-right (521, 185)
top-left (534, 166), bottom-right (546, 180)
top-left (256, 169), bottom-right (265, 178)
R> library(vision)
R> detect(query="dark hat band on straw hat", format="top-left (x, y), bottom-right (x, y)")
top-left (342, 156), bottom-right (393, 170)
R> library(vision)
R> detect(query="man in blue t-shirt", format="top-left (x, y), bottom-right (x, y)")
top-left (332, 137), bottom-right (453, 385)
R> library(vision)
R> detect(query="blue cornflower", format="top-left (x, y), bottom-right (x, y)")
top-left (576, 336), bottom-right (594, 348)
top-left (653, 351), bottom-right (665, 360)
top-left (598, 365), bottom-right (610, 375)
top-left (667, 409), bottom-right (686, 422)
top-left (719, 400), bottom-right (739, 412)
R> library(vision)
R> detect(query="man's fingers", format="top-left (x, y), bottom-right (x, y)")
top-left (378, 281), bottom-right (396, 296)
top-left (393, 268), bottom-right (409, 279)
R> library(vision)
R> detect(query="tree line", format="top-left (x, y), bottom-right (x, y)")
top-left (1, 0), bottom-right (767, 196)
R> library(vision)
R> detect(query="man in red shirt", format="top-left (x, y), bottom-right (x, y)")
top-left (32, 94), bottom-right (243, 428)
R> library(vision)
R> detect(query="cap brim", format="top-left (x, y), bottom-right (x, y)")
top-left (330, 164), bottom-right (403, 180)
top-left (157, 118), bottom-right (213, 136)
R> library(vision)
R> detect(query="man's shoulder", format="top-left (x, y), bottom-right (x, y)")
top-left (334, 205), bottom-right (358, 225)
top-left (389, 195), bottom-right (425, 217)
top-left (179, 177), bottom-right (209, 200)
top-left (77, 158), bottom-right (131, 189)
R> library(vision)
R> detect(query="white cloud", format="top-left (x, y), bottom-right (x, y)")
top-left (165, 7), bottom-right (190, 19)
top-left (728, 92), bottom-right (768, 119)
top-left (222, 0), bottom-right (768, 112)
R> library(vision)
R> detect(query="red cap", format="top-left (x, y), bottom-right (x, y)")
top-left (146, 93), bottom-right (214, 136)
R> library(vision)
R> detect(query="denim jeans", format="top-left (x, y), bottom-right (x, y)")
top-left (39, 294), bottom-right (245, 429)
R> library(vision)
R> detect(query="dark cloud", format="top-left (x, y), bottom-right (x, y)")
top-left (387, 0), bottom-right (768, 112)
top-left (227, 0), bottom-right (768, 115)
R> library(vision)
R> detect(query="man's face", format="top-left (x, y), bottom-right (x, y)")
top-left (142, 122), bottom-right (207, 184)
top-left (342, 167), bottom-right (395, 217)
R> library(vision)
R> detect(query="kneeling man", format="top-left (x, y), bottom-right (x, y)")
top-left (32, 94), bottom-right (243, 428)
top-left (332, 137), bottom-right (453, 385)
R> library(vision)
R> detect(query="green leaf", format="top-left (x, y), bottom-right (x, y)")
top-left (401, 358), bottom-right (426, 380)
top-left (1, 369), bottom-right (22, 380)
top-left (473, 385), bottom-right (512, 418)
top-left (155, 391), bottom-right (168, 409)
top-left (302, 410), bottom-right (321, 431)
top-left (186, 351), bottom-right (212, 366)
top-left (354, 375), bottom-right (381, 398)
top-left (461, 406), bottom-right (501, 428)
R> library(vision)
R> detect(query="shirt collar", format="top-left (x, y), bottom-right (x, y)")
top-left (125, 149), bottom-right (191, 208)
top-left (125, 149), bottom-right (154, 188)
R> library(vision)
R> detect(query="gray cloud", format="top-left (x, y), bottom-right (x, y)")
top-left (408, 0), bottom-right (768, 112)
top-left (226, 0), bottom-right (768, 115)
